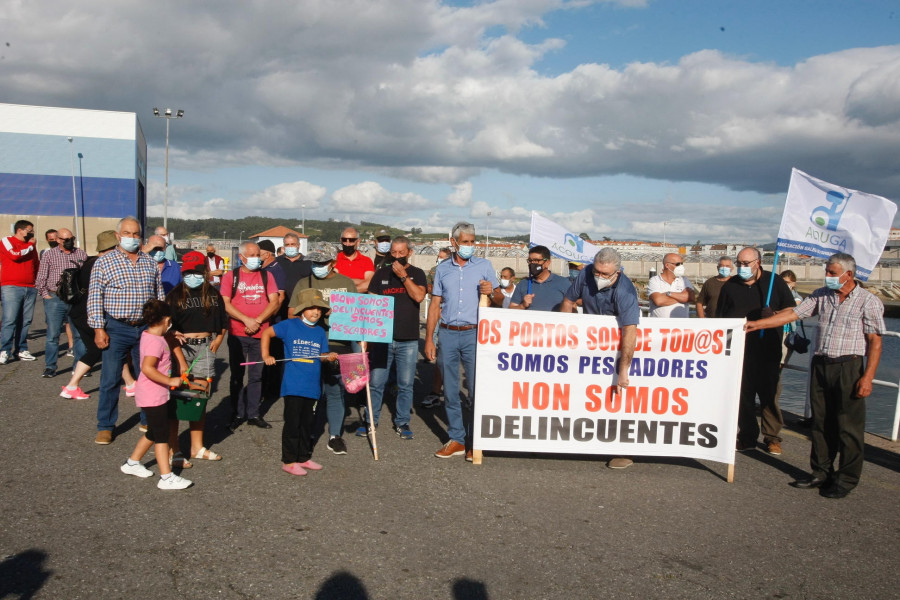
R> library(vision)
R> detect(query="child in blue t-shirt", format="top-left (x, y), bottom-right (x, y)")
top-left (261, 288), bottom-right (337, 476)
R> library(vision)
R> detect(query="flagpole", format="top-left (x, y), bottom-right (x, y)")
top-left (361, 341), bottom-right (379, 460)
top-left (760, 248), bottom-right (782, 338)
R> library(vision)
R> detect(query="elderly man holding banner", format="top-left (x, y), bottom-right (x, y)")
top-left (746, 253), bottom-right (883, 499)
top-left (425, 222), bottom-right (501, 460)
top-left (560, 247), bottom-right (641, 469)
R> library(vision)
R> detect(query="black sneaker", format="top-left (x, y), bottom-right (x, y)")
top-left (42, 368), bottom-right (55, 378)
top-left (327, 436), bottom-right (347, 455)
top-left (394, 424), bottom-right (414, 440)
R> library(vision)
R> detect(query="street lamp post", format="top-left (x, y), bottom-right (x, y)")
top-left (302, 204), bottom-right (306, 234)
top-left (486, 211), bottom-right (492, 258)
top-left (152, 108), bottom-right (184, 230)
top-left (239, 230), bottom-right (244, 246)
top-left (66, 137), bottom-right (80, 246)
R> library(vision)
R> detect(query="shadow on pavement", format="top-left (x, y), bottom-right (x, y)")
top-left (0, 549), bottom-right (52, 600)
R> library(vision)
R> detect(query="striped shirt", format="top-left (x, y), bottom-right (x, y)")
top-left (35, 246), bottom-right (88, 296)
top-left (87, 248), bottom-right (164, 328)
top-left (793, 284), bottom-right (885, 358)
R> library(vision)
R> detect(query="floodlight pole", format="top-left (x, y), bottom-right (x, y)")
top-left (152, 108), bottom-right (184, 230)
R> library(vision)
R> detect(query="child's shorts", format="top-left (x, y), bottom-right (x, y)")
top-left (143, 401), bottom-right (176, 443)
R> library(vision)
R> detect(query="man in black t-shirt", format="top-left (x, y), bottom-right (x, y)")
top-left (364, 236), bottom-right (427, 440)
top-left (717, 247), bottom-right (795, 455)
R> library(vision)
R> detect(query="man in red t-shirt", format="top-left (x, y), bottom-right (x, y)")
top-left (0, 219), bottom-right (40, 364)
top-left (333, 227), bottom-right (375, 293)
top-left (221, 241), bottom-right (280, 430)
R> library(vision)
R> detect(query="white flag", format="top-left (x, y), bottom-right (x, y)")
top-left (776, 168), bottom-right (897, 281)
top-left (529, 212), bottom-right (600, 264)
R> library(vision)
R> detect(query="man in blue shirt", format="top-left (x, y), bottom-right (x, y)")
top-left (509, 245), bottom-right (572, 312)
top-left (144, 235), bottom-right (182, 295)
top-left (561, 248), bottom-right (641, 469)
top-left (425, 222), bottom-right (502, 460)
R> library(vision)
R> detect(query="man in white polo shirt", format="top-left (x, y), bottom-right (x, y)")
top-left (647, 253), bottom-right (695, 318)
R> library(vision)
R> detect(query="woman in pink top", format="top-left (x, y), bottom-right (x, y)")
top-left (119, 300), bottom-right (193, 490)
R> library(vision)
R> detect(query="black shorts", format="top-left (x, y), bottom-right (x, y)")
top-left (143, 401), bottom-right (176, 443)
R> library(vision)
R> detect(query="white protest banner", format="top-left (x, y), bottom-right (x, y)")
top-left (776, 168), bottom-right (897, 280)
top-left (530, 211), bottom-right (601, 264)
top-left (327, 291), bottom-right (394, 343)
top-left (474, 308), bottom-right (745, 465)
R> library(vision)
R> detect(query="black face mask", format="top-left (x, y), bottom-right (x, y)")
top-left (341, 244), bottom-right (356, 256)
top-left (61, 239), bottom-right (75, 251)
top-left (528, 263), bottom-right (544, 278)
top-left (207, 252), bottom-right (216, 258)
top-left (394, 256), bottom-right (408, 266)
top-left (25, 232), bottom-right (34, 241)
top-left (48, 240), bottom-right (59, 248)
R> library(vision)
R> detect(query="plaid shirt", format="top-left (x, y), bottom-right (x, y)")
top-left (35, 246), bottom-right (88, 297)
top-left (87, 247), bottom-right (164, 328)
top-left (793, 284), bottom-right (885, 358)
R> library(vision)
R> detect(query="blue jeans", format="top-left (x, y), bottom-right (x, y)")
top-left (43, 294), bottom-right (85, 371)
top-left (319, 363), bottom-right (346, 438)
top-left (0, 285), bottom-right (37, 354)
top-left (367, 340), bottom-right (418, 427)
top-left (438, 327), bottom-right (477, 445)
top-left (97, 317), bottom-right (144, 431)
top-left (227, 334), bottom-right (263, 419)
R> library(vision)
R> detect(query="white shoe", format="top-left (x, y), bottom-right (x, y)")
top-left (0, 351), bottom-right (8, 365)
top-left (65, 349), bottom-right (75, 358)
top-left (157, 474), bottom-right (193, 490)
top-left (17, 350), bottom-right (36, 361)
top-left (120, 461), bottom-right (154, 478)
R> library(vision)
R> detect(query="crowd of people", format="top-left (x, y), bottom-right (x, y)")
top-left (0, 217), bottom-right (884, 497)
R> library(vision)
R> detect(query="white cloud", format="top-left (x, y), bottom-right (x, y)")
top-left (248, 181), bottom-right (327, 210)
top-left (445, 181), bottom-right (473, 207)
top-left (330, 181), bottom-right (432, 215)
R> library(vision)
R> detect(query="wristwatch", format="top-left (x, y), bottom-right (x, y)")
top-left (400, 276), bottom-right (408, 283)
top-left (665, 291), bottom-right (671, 297)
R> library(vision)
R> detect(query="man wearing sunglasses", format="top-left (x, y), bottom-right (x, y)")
top-left (333, 227), bottom-right (374, 293)
top-left (647, 253), bottom-right (695, 318)
top-left (509, 245), bottom-right (571, 312)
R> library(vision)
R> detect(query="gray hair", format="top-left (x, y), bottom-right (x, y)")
top-left (283, 233), bottom-right (300, 244)
top-left (451, 222), bottom-right (476, 241)
top-left (438, 246), bottom-right (452, 256)
top-left (738, 246), bottom-right (762, 262)
top-left (827, 252), bottom-right (856, 275)
top-left (717, 255), bottom-right (732, 265)
top-left (240, 241), bottom-right (259, 255)
top-left (116, 216), bottom-right (141, 235)
top-left (593, 247), bottom-right (621, 268)
top-left (392, 235), bottom-right (413, 250)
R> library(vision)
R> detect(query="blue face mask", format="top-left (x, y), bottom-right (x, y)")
top-left (737, 266), bottom-right (753, 280)
top-left (302, 316), bottom-right (318, 327)
top-left (312, 264), bottom-right (330, 279)
top-left (377, 241), bottom-right (391, 254)
top-left (718, 266), bottom-right (732, 278)
top-left (184, 274), bottom-right (205, 289)
top-left (244, 257), bottom-right (261, 271)
top-left (456, 245), bottom-right (475, 260)
top-left (120, 236), bottom-right (140, 252)
top-left (825, 275), bottom-right (844, 290)
top-left (283, 246), bottom-right (299, 258)
top-left (150, 250), bottom-right (166, 263)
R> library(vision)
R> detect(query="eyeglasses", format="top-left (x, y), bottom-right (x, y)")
top-left (736, 260), bottom-right (757, 267)
top-left (527, 258), bottom-right (547, 264)
top-left (668, 261), bottom-right (684, 266)
top-left (341, 237), bottom-right (358, 242)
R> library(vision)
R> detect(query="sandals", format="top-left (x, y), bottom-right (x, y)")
top-left (193, 446), bottom-right (222, 461)
top-left (170, 452), bottom-right (193, 469)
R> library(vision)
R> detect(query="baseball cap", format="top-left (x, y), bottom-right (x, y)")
top-left (181, 250), bottom-right (206, 273)
top-left (258, 239), bottom-right (276, 253)
top-left (375, 228), bottom-right (391, 240)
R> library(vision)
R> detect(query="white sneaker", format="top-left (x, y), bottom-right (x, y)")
top-left (17, 350), bottom-right (36, 361)
top-left (120, 461), bottom-right (154, 478)
top-left (65, 349), bottom-right (75, 358)
top-left (157, 474), bottom-right (193, 490)
top-left (0, 351), bottom-right (8, 365)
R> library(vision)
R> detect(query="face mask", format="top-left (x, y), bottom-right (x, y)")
top-left (284, 246), bottom-right (299, 258)
top-left (738, 266), bottom-right (754, 280)
top-left (48, 240), bottom-right (59, 248)
top-left (825, 275), bottom-right (844, 290)
top-left (244, 257), bottom-right (261, 270)
top-left (120, 236), bottom-right (140, 252)
top-left (302, 317), bottom-right (318, 327)
top-left (500, 278), bottom-right (511, 288)
top-left (718, 267), bottom-right (731, 278)
top-left (312, 264), bottom-right (330, 279)
top-left (341, 244), bottom-right (356, 256)
top-left (24, 231), bottom-right (34, 241)
top-left (595, 275), bottom-right (613, 291)
top-left (61, 239), bottom-right (75, 251)
top-left (672, 265), bottom-right (685, 277)
top-left (184, 274), bottom-right (205, 289)
top-left (394, 256), bottom-right (408, 266)
top-left (377, 241), bottom-right (391, 254)
top-left (206, 251), bottom-right (216, 258)
top-left (437, 256), bottom-right (448, 264)
top-left (456, 245), bottom-right (475, 260)
top-left (528, 263), bottom-right (543, 278)
top-left (151, 250), bottom-right (166, 263)
top-left (568, 269), bottom-right (578, 281)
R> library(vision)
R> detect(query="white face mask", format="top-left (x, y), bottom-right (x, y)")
top-left (594, 272), bottom-right (617, 290)
top-left (284, 246), bottom-right (299, 258)
top-left (376, 241), bottom-right (391, 254)
top-left (672, 265), bottom-right (685, 277)
top-left (500, 278), bottom-right (510, 288)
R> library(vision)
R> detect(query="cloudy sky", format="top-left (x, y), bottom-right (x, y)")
top-left (3, 0), bottom-right (899, 242)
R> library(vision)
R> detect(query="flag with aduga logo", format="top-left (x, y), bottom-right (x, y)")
top-left (775, 168), bottom-right (897, 281)
top-left (529, 211), bottom-right (601, 264)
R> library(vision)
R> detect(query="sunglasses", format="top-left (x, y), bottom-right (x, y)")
top-left (341, 237), bottom-right (358, 242)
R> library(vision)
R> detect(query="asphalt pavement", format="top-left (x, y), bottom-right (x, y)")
top-left (1, 302), bottom-right (899, 599)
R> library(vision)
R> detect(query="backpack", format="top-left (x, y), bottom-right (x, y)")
top-left (231, 267), bottom-right (270, 298)
top-left (58, 259), bottom-right (86, 305)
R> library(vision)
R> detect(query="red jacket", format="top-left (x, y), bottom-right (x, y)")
top-left (0, 236), bottom-right (39, 287)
